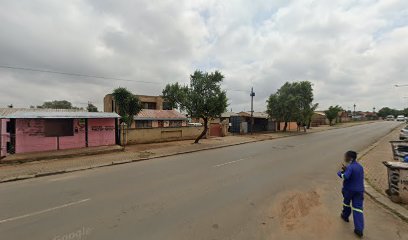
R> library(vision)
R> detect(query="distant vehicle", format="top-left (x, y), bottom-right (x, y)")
top-left (400, 126), bottom-right (408, 140)
top-left (187, 122), bottom-right (203, 127)
top-left (396, 115), bottom-right (406, 121)
top-left (386, 115), bottom-right (395, 121)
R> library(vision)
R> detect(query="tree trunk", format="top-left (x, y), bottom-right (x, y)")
top-left (283, 121), bottom-right (288, 132)
top-left (195, 118), bottom-right (208, 143)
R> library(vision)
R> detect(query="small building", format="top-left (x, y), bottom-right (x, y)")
top-left (0, 108), bottom-right (120, 158)
top-left (125, 109), bottom-right (202, 144)
top-left (311, 112), bottom-right (329, 126)
top-left (338, 111), bottom-right (352, 123)
top-left (230, 111), bottom-right (273, 134)
top-left (132, 109), bottom-right (188, 128)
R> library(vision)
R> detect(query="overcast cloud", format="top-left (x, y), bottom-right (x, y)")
top-left (0, 0), bottom-right (407, 112)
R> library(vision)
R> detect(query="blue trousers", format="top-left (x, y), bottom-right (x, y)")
top-left (342, 189), bottom-right (364, 232)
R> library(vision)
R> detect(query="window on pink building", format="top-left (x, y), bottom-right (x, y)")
top-left (44, 119), bottom-right (74, 137)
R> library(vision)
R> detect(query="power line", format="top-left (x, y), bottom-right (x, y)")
top-left (0, 64), bottom-right (161, 84)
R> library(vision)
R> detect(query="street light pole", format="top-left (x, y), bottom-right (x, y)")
top-left (250, 87), bottom-right (255, 135)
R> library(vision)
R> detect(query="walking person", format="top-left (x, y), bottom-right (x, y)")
top-left (337, 150), bottom-right (365, 238)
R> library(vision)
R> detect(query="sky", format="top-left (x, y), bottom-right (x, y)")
top-left (0, 0), bottom-right (407, 112)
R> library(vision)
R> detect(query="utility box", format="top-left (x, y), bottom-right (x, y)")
top-left (383, 161), bottom-right (408, 203)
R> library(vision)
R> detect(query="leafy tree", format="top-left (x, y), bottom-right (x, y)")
top-left (112, 87), bottom-right (142, 127)
top-left (87, 103), bottom-right (98, 112)
top-left (162, 70), bottom-right (228, 143)
top-left (162, 82), bottom-right (186, 110)
top-left (377, 107), bottom-right (402, 118)
top-left (292, 81), bottom-right (316, 131)
top-left (39, 100), bottom-right (75, 109)
top-left (266, 81), bottom-right (316, 132)
top-left (266, 84), bottom-right (295, 131)
top-left (324, 105), bottom-right (343, 125)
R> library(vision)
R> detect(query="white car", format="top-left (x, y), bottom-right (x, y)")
top-left (386, 115), bottom-right (395, 121)
top-left (397, 115), bottom-right (406, 122)
top-left (400, 126), bottom-right (408, 140)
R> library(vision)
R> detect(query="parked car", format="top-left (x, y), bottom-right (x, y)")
top-left (397, 115), bottom-right (406, 122)
top-left (386, 115), bottom-right (395, 121)
top-left (401, 126), bottom-right (408, 140)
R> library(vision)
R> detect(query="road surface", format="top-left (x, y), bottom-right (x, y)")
top-left (0, 121), bottom-right (407, 240)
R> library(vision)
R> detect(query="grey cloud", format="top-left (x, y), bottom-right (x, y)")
top-left (0, 0), bottom-right (407, 112)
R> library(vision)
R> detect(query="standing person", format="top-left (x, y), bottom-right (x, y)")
top-left (337, 150), bottom-right (365, 238)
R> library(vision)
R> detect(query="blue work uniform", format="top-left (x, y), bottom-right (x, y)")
top-left (337, 160), bottom-right (365, 233)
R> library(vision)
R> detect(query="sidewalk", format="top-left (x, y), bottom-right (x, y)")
top-left (359, 123), bottom-right (408, 220)
top-left (0, 120), bottom-right (376, 183)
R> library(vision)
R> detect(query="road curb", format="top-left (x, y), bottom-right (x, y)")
top-left (0, 121), bottom-right (378, 184)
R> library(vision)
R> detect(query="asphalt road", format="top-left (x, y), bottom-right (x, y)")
top-left (1, 121), bottom-right (408, 240)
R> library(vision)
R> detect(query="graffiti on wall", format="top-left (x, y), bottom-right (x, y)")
top-left (91, 126), bottom-right (115, 131)
top-left (18, 119), bottom-right (45, 136)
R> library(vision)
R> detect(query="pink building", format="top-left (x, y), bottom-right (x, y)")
top-left (0, 108), bottom-right (120, 158)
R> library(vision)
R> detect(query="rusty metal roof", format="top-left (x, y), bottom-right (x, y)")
top-left (0, 108), bottom-right (120, 119)
top-left (134, 109), bottom-right (187, 121)
top-left (238, 111), bottom-right (269, 119)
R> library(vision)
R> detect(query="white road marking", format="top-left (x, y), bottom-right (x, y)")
top-left (213, 158), bottom-right (248, 167)
top-left (48, 175), bottom-right (78, 182)
top-left (0, 198), bottom-right (91, 224)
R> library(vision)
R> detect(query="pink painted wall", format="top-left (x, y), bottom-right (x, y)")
top-left (14, 118), bottom-right (116, 154)
top-left (0, 119), bottom-right (9, 157)
top-left (87, 118), bottom-right (116, 147)
top-left (15, 119), bottom-right (85, 153)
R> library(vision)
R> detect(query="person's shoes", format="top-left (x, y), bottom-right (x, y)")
top-left (340, 213), bottom-right (349, 222)
top-left (354, 229), bottom-right (363, 238)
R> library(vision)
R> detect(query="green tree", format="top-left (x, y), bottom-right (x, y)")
top-left (292, 81), bottom-right (316, 131)
top-left (163, 70), bottom-right (228, 143)
top-left (87, 103), bottom-right (98, 112)
top-left (378, 107), bottom-right (399, 118)
top-left (324, 105), bottom-right (343, 126)
top-left (266, 81), bottom-right (316, 132)
top-left (162, 82), bottom-right (186, 109)
top-left (39, 100), bottom-right (75, 109)
top-left (112, 87), bottom-right (142, 127)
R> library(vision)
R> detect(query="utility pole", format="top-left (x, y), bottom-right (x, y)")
top-left (250, 87), bottom-right (255, 134)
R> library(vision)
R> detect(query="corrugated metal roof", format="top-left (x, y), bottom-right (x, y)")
top-left (221, 112), bottom-right (238, 118)
top-left (0, 108), bottom-right (120, 119)
top-left (134, 109), bottom-right (187, 121)
top-left (238, 111), bottom-right (269, 119)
